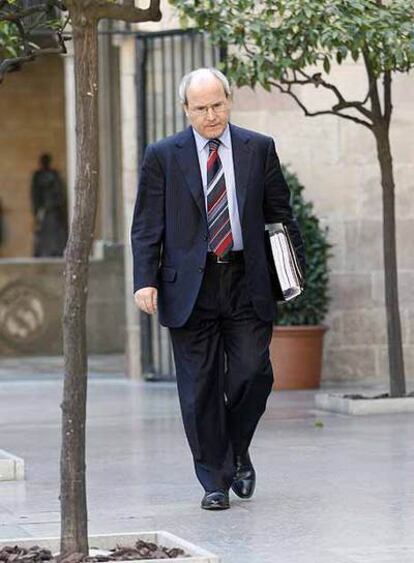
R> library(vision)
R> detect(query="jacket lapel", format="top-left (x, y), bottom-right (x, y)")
top-left (229, 123), bottom-right (252, 223)
top-left (174, 126), bottom-right (207, 225)
top-left (174, 123), bottom-right (253, 226)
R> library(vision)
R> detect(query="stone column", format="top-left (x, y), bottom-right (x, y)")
top-left (63, 37), bottom-right (76, 227)
top-left (118, 35), bottom-right (142, 379)
top-left (98, 21), bottom-right (123, 245)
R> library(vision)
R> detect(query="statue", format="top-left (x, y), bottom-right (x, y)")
top-left (31, 153), bottom-right (68, 257)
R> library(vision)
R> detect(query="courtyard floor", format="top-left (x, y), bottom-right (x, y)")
top-left (0, 355), bottom-right (413, 563)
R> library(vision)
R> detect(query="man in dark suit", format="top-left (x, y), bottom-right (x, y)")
top-left (131, 67), bottom-right (305, 510)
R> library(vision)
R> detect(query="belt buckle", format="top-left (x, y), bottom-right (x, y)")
top-left (216, 254), bottom-right (230, 264)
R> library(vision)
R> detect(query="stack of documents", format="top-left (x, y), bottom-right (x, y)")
top-left (265, 223), bottom-right (304, 302)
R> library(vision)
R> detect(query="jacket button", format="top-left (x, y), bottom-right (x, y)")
top-left (203, 234), bottom-right (208, 241)
top-left (198, 267), bottom-right (204, 273)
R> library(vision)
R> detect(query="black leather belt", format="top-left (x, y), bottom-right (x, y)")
top-left (206, 251), bottom-right (244, 264)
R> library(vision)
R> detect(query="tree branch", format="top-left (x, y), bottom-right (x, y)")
top-left (383, 70), bottom-right (392, 127)
top-left (0, 2), bottom-right (66, 21)
top-left (295, 69), bottom-right (373, 120)
top-left (0, 42), bottom-right (66, 83)
top-left (268, 79), bottom-right (373, 129)
top-left (0, 0), bottom-right (68, 66)
top-left (0, 1), bottom-right (68, 85)
top-left (362, 47), bottom-right (383, 123)
top-left (94, 0), bottom-right (161, 22)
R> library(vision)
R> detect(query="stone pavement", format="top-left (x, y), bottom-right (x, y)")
top-left (0, 355), bottom-right (414, 563)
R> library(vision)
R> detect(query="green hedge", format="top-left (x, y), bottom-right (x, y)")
top-left (276, 166), bottom-right (333, 326)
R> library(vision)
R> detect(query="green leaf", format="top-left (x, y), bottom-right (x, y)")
top-left (170, 0), bottom-right (414, 79)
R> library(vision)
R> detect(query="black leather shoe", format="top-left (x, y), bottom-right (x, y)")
top-left (231, 452), bottom-right (256, 499)
top-left (201, 489), bottom-right (230, 510)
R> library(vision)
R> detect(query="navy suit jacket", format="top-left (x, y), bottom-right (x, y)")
top-left (131, 123), bottom-right (306, 328)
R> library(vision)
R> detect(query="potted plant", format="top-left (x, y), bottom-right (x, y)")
top-left (270, 166), bottom-right (333, 390)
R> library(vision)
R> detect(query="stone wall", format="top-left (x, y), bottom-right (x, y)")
top-left (231, 66), bottom-right (414, 383)
top-left (0, 245), bottom-right (125, 356)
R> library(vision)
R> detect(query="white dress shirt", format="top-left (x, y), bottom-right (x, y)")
top-left (192, 124), bottom-right (244, 251)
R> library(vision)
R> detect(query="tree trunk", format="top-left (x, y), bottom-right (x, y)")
top-left (59, 12), bottom-right (99, 558)
top-left (374, 123), bottom-right (406, 397)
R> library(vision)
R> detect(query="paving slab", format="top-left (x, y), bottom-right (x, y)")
top-left (0, 356), bottom-right (413, 563)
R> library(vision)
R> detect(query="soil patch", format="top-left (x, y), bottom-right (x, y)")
top-left (0, 539), bottom-right (189, 562)
top-left (343, 391), bottom-right (414, 400)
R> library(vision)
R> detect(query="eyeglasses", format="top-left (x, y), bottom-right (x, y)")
top-left (187, 101), bottom-right (228, 117)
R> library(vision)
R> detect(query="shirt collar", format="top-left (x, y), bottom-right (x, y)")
top-left (192, 123), bottom-right (231, 153)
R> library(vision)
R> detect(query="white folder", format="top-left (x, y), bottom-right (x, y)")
top-left (265, 223), bottom-right (304, 303)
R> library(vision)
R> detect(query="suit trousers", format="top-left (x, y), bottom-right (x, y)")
top-left (169, 254), bottom-right (274, 492)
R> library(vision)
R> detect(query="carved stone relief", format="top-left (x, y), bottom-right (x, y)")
top-left (0, 282), bottom-right (48, 349)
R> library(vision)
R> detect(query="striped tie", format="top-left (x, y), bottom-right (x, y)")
top-left (206, 138), bottom-right (233, 257)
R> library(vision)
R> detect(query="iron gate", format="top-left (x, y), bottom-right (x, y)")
top-left (136, 28), bottom-right (223, 380)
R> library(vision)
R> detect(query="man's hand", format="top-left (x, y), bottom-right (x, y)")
top-left (134, 287), bottom-right (158, 315)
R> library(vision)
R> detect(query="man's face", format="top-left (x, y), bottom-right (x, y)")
top-left (184, 77), bottom-right (231, 139)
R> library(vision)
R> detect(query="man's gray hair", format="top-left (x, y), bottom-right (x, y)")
top-left (178, 67), bottom-right (232, 105)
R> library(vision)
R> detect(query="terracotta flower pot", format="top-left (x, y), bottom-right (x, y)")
top-left (270, 325), bottom-right (328, 390)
